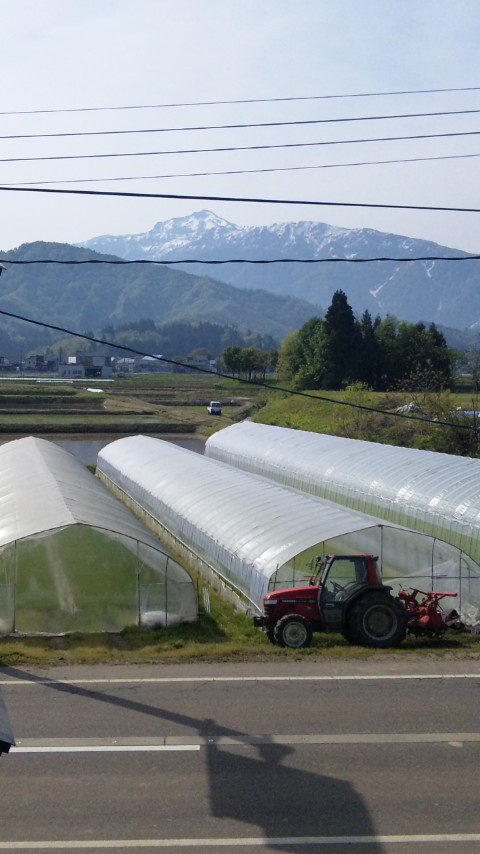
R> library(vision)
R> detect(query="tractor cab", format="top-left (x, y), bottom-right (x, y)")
top-left (311, 554), bottom-right (381, 595)
top-left (311, 554), bottom-right (382, 634)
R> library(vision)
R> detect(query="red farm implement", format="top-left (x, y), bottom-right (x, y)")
top-left (397, 588), bottom-right (464, 638)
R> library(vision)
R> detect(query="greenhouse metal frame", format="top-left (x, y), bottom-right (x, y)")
top-left (96, 435), bottom-right (475, 613)
top-left (0, 437), bottom-right (197, 635)
top-left (206, 422), bottom-right (480, 614)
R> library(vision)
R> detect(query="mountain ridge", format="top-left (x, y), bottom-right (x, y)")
top-left (80, 210), bottom-right (478, 330)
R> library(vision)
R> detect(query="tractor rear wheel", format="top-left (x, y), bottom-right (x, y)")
top-left (346, 593), bottom-right (407, 648)
top-left (274, 614), bottom-right (313, 649)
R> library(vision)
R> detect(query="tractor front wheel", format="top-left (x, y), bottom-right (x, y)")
top-left (346, 593), bottom-right (407, 648)
top-left (265, 626), bottom-right (276, 645)
top-left (274, 614), bottom-right (313, 649)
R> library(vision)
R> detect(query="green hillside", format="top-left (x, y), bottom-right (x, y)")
top-left (0, 242), bottom-right (319, 352)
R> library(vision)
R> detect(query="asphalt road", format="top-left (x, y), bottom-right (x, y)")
top-left (1, 658), bottom-right (480, 853)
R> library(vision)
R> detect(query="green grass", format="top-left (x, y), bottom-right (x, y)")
top-left (1, 579), bottom-right (479, 667)
top-left (253, 391), bottom-right (345, 434)
top-left (253, 386), bottom-right (480, 453)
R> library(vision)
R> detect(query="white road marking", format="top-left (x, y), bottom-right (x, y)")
top-left (1, 833), bottom-right (480, 848)
top-left (11, 745), bottom-right (198, 754)
top-left (0, 673), bottom-right (479, 686)
top-left (11, 744), bottom-right (199, 754)
top-left (8, 732), bottom-right (480, 752)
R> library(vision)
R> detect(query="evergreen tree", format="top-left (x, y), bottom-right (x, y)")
top-left (358, 310), bottom-right (380, 388)
top-left (397, 321), bottom-right (452, 391)
top-left (322, 290), bottom-right (361, 389)
top-left (373, 316), bottom-right (402, 389)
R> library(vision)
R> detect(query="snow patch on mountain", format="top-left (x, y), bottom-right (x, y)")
top-left (79, 211), bottom-right (478, 329)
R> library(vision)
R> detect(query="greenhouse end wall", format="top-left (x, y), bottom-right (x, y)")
top-left (0, 524), bottom-right (197, 635)
top-left (0, 436), bottom-right (197, 635)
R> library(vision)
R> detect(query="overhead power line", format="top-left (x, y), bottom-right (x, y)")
top-left (2, 256), bottom-right (478, 266)
top-left (5, 151), bottom-right (480, 187)
top-left (1, 86), bottom-right (479, 115)
top-left (2, 130), bottom-right (479, 165)
top-left (2, 108), bottom-right (480, 141)
top-left (1, 184), bottom-right (480, 213)
top-left (0, 304), bottom-right (474, 433)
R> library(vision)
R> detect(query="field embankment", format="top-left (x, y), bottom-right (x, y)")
top-left (0, 374), bottom-right (261, 436)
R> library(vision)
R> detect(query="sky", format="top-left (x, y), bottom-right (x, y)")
top-left (1, 0), bottom-right (480, 253)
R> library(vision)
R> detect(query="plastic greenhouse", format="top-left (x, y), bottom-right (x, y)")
top-left (206, 422), bottom-right (480, 613)
top-left (96, 435), bottom-right (473, 612)
top-left (0, 437), bottom-right (197, 635)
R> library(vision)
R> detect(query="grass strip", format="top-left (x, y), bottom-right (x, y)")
top-left (1, 584), bottom-right (479, 667)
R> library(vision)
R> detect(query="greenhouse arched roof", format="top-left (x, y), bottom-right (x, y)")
top-left (206, 421), bottom-right (480, 571)
top-left (96, 435), bottom-right (471, 610)
top-left (0, 436), bottom-right (179, 547)
top-left (0, 437), bottom-right (196, 634)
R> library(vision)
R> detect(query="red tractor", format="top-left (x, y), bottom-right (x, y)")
top-left (253, 554), bottom-right (408, 649)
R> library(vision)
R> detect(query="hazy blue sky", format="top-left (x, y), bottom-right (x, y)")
top-left (1, 0), bottom-right (479, 252)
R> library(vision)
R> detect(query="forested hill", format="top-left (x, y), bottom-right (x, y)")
top-left (0, 241), bottom-right (319, 346)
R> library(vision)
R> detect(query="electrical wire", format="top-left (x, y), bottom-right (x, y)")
top-left (2, 256), bottom-right (478, 266)
top-left (1, 130), bottom-right (478, 164)
top-left (5, 151), bottom-right (480, 187)
top-left (1, 85), bottom-right (479, 115)
top-left (2, 108), bottom-right (480, 141)
top-left (0, 304), bottom-right (475, 433)
top-left (1, 184), bottom-right (480, 213)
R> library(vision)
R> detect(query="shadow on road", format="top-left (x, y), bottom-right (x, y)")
top-left (3, 666), bottom-right (385, 851)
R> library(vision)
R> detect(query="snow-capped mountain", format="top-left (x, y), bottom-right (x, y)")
top-left (81, 211), bottom-right (479, 330)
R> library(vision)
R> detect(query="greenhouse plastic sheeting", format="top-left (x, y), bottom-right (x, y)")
top-left (0, 437), bottom-right (196, 635)
top-left (96, 435), bottom-right (468, 611)
top-left (206, 422), bottom-right (480, 614)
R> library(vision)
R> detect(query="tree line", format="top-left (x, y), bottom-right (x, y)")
top-left (275, 290), bottom-right (453, 392)
top-left (45, 319), bottom-right (278, 362)
top-left (221, 346), bottom-right (278, 379)
top-left (44, 292), bottom-right (455, 394)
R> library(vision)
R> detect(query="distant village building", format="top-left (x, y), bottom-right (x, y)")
top-left (115, 358), bottom-right (135, 374)
top-left (133, 355), bottom-right (168, 373)
top-left (58, 361), bottom-right (85, 379)
top-left (22, 354), bottom-right (57, 373)
top-left (185, 354), bottom-right (217, 373)
top-left (23, 354), bottom-right (57, 372)
top-left (57, 351), bottom-right (113, 379)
